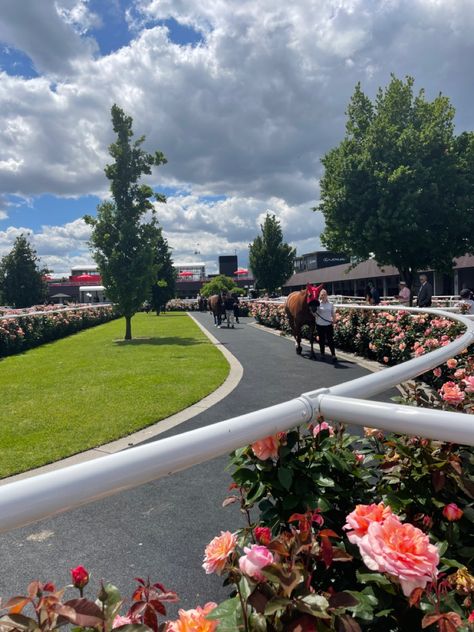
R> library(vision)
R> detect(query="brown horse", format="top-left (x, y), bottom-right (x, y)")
top-left (285, 284), bottom-right (323, 357)
top-left (208, 293), bottom-right (224, 327)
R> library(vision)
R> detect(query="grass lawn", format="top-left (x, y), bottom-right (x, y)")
top-left (0, 312), bottom-right (229, 479)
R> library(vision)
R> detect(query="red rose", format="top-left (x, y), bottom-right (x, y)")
top-left (71, 565), bottom-right (89, 589)
top-left (442, 503), bottom-right (463, 522)
top-left (253, 526), bottom-right (272, 545)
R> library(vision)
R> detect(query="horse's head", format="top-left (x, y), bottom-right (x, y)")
top-left (306, 284), bottom-right (323, 315)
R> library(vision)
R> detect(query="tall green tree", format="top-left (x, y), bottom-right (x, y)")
top-left (317, 75), bottom-right (474, 293)
top-left (0, 234), bottom-right (48, 308)
top-left (85, 105), bottom-right (167, 339)
top-left (200, 275), bottom-right (243, 298)
top-left (150, 227), bottom-right (176, 315)
top-left (249, 214), bottom-right (295, 293)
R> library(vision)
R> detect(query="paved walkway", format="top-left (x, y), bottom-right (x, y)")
top-left (0, 314), bottom-right (398, 616)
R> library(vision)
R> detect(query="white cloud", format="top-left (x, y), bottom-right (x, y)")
top-left (0, 0), bottom-right (474, 266)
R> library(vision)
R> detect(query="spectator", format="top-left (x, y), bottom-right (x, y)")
top-left (232, 293), bottom-right (240, 323)
top-left (367, 281), bottom-right (380, 305)
top-left (458, 288), bottom-right (474, 314)
top-left (223, 293), bottom-right (236, 328)
top-left (397, 281), bottom-right (411, 306)
top-left (315, 289), bottom-right (337, 363)
top-left (417, 274), bottom-right (433, 308)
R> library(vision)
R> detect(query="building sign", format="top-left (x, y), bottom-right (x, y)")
top-left (316, 252), bottom-right (350, 268)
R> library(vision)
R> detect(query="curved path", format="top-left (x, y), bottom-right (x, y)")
top-left (0, 314), bottom-right (398, 615)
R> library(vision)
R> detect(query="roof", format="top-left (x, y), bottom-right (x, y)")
top-left (285, 254), bottom-right (474, 287)
top-left (285, 259), bottom-right (399, 286)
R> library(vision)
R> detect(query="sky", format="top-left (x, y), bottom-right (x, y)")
top-left (0, 1), bottom-right (474, 275)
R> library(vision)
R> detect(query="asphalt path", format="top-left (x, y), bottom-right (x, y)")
top-left (0, 313), bottom-right (398, 617)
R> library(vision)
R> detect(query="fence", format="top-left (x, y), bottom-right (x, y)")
top-left (0, 304), bottom-right (473, 535)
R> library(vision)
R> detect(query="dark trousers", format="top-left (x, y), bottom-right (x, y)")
top-left (316, 324), bottom-right (335, 356)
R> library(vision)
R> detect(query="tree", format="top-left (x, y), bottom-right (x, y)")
top-left (249, 214), bottom-right (296, 293)
top-left (200, 275), bottom-right (243, 298)
top-left (150, 227), bottom-right (176, 315)
top-left (0, 234), bottom-right (48, 307)
top-left (85, 105), bottom-right (167, 339)
top-left (317, 75), bottom-right (474, 295)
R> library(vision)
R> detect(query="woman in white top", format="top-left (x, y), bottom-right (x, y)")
top-left (315, 289), bottom-right (337, 363)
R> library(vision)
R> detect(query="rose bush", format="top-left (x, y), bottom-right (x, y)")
top-left (0, 306), bottom-right (118, 358)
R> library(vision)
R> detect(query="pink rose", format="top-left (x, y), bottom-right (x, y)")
top-left (454, 368), bottom-right (466, 380)
top-left (439, 381), bottom-right (465, 406)
top-left (446, 358), bottom-right (458, 369)
top-left (357, 515), bottom-right (439, 597)
top-left (202, 531), bottom-right (237, 575)
top-left (344, 503), bottom-right (393, 544)
top-left (433, 367), bottom-right (442, 378)
top-left (167, 602), bottom-right (218, 632)
top-left (313, 421), bottom-right (334, 438)
top-left (251, 435), bottom-right (280, 460)
top-left (442, 503), bottom-right (463, 522)
top-left (238, 545), bottom-right (274, 582)
top-left (463, 376), bottom-right (474, 393)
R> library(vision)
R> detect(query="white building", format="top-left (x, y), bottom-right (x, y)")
top-left (173, 262), bottom-right (206, 280)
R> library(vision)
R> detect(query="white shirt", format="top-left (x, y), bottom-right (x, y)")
top-left (315, 301), bottom-right (334, 326)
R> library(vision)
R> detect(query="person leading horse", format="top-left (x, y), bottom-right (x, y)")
top-left (285, 283), bottom-right (323, 357)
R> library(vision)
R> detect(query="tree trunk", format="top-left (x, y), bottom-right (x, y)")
top-left (125, 315), bottom-right (132, 340)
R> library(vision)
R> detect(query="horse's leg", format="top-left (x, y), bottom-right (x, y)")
top-left (295, 324), bottom-right (302, 355)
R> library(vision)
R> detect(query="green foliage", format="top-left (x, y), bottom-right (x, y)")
top-left (224, 422), bottom-right (474, 629)
top-left (149, 227), bottom-right (176, 314)
top-left (85, 104), bottom-right (167, 339)
top-left (0, 234), bottom-right (48, 308)
top-left (249, 214), bottom-right (295, 293)
top-left (200, 274), bottom-right (243, 298)
top-left (317, 75), bottom-right (474, 289)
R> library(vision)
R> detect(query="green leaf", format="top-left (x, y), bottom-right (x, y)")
top-left (356, 571), bottom-right (391, 586)
top-left (264, 598), bottom-right (291, 616)
top-left (277, 467), bottom-right (293, 491)
top-left (206, 598), bottom-right (240, 620)
top-left (313, 473), bottom-right (335, 488)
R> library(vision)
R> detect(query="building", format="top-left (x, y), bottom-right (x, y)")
top-left (173, 262), bottom-right (206, 280)
top-left (219, 255), bottom-right (238, 277)
top-left (284, 255), bottom-right (474, 297)
top-left (294, 250), bottom-right (350, 273)
top-left (47, 264), bottom-right (106, 303)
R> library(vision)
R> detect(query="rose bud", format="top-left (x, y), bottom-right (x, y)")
top-left (71, 565), bottom-right (89, 589)
top-left (253, 526), bottom-right (272, 545)
top-left (442, 503), bottom-right (463, 522)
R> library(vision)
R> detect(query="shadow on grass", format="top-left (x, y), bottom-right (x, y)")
top-left (114, 336), bottom-right (206, 346)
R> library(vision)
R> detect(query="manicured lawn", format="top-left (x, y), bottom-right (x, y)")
top-left (0, 312), bottom-right (229, 478)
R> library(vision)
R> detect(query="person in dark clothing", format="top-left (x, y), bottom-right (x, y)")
top-left (232, 294), bottom-right (240, 323)
top-left (223, 293), bottom-right (236, 328)
top-left (367, 281), bottom-right (380, 305)
top-left (417, 274), bottom-right (433, 308)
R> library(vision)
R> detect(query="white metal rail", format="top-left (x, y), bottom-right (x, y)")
top-left (0, 305), bottom-right (473, 535)
top-left (0, 304), bottom-right (112, 320)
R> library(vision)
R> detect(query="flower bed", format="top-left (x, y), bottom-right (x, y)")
top-left (0, 306), bottom-right (118, 358)
top-left (3, 423), bottom-right (473, 631)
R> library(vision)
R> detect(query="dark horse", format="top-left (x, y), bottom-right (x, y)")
top-left (285, 284), bottom-right (323, 357)
top-left (208, 293), bottom-right (224, 327)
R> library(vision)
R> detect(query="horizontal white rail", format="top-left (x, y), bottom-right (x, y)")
top-left (0, 305), bottom-right (473, 534)
top-left (0, 304), bottom-right (112, 320)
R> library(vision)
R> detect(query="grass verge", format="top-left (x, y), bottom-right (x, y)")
top-left (0, 312), bottom-right (229, 478)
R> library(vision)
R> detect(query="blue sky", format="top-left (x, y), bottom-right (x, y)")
top-left (0, 0), bottom-right (473, 274)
